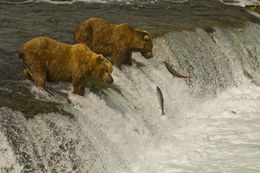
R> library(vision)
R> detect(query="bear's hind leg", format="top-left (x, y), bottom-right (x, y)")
top-left (32, 69), bottom-right (55, 96)
top-left (33, 71), bottom-right (47, 89)
top-left (29, 64), bottom-right (47, 88)
top-left (35, 74), bottom-right (46, 88)
top-left (112, 54), bottom-right (125, 70)
top-left (122, 57), bottom-right (132, 66)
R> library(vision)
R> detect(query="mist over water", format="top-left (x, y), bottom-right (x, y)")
top-left (0, 0), bottom-right (260, 172)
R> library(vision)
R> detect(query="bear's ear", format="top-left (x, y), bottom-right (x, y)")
top-left (144, 35), bottom-right (150, 41)
top-left (96, 55), bottom-right (104, 64)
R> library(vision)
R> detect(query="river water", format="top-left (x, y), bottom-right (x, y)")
top-left (0, 0), bottom-right (260, 172)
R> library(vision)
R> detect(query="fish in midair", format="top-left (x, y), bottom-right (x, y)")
top-left (156, 86), bottom-right (165, 116)
top-left (164, 61), bottom-right (191, 79)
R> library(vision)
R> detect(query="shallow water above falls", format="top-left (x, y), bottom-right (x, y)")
top-left (0, 1), bottom-right (260, 173)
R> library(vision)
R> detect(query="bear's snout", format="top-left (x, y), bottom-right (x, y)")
top-left (142, 51), bottom-right (153, 59)
top-left (107, 75), bottom-right (114, 84)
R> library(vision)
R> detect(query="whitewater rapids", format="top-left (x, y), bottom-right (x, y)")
top-left (0, 21), bottom-right (259, 172)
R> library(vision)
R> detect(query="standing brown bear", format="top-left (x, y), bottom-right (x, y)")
top-left (74, 18), bottom-right (153, 69)
top-left (19, 37), bottom-right (114, 96)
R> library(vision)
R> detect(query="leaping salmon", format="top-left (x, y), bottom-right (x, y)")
top-left (156, 86), bottom-right (165, 116)
top-left (164, 61), bottom-right (191, 79)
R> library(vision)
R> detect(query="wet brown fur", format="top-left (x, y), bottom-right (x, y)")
top-left (74, 18), bottom-right (153, 69)
top-left (19, 37), bottom-right (113, 96)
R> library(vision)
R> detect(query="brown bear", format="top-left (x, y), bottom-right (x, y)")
top-left (19, 37), bottom-right (113, 96)
top-left (74, 18), bottom-right (153, 69)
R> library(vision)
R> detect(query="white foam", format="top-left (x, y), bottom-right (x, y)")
top-left (148, 83), bottom-right (260, 173)
top-left (29, 82), bottom-right (70, 104)
top-left (0, 0), bottom-right (34, 4)
top-left (219, 0), bottom-right (259, 7)
top-left (33, 0), bottom-right (76, 4)
top-left (0, 131), bottom-right (23, 172)
top-left (65, 64), bottom-right (260, 173)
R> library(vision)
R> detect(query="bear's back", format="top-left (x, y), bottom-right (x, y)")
top-left (19, 37), bottom-right (71, 62)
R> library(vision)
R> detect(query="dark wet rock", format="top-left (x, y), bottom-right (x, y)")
top-left (0, 81), bottom-right (72, 118)
top-left (203, 26), bottom-right (216, 33)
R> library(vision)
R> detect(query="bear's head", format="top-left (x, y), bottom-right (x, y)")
top-left (93, 55), bottom-right (114, 84)
top-left (139, 31), bottom-right (153, 59)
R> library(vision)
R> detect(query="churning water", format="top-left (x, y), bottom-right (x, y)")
top-left (0, 0), bottom-right (260, 172)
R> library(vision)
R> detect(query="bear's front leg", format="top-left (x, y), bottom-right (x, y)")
top-left (122, 52), bottom-right (132, 66)
top-left (72, 77), bottom-right (87, 96)
top-left (111, 53), bottom-right (125, 70)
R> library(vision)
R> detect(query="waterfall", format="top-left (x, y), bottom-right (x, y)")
top-left (0, 22), bottom-right (260, 173)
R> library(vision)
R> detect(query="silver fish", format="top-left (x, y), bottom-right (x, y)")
top-left (156, 86), bottom-right (165, 115)
top-left (164, 61), bottom-right (191, 79)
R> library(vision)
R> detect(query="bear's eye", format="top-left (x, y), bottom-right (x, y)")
top-left (106, 69), bottom-right (109, 73)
